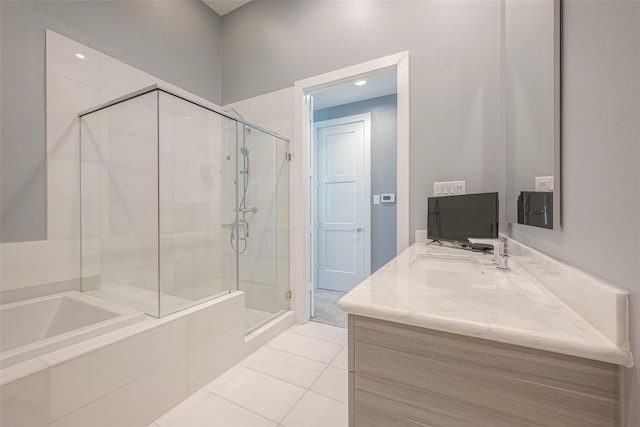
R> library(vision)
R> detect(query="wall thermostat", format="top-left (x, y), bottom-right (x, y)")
top-left (381, 193), bottom-right (396, 203)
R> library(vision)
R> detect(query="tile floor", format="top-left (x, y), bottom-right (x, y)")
top-left (149, 322), bottom-right (348, 427)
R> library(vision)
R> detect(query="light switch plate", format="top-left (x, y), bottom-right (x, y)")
top-left (434, 180), bottom-right (466, 196)
top-left (373, 194), bottom-right (381, 205)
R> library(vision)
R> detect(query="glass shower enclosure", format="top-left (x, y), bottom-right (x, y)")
top-left (79, 85), bottom-right (289, 332)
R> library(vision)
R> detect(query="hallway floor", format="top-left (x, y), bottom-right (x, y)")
top-left (312, 289), bottom-right (348, 328)
top-left (149, 322), bottom-right (348, 427)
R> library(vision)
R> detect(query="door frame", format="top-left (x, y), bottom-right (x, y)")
top-left (313, 113), bottom-right (372, 302)
top-left (293, 51), bottom-right (410, 324)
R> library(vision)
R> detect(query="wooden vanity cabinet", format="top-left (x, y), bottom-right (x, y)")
top-left (348, 315), bottom-right (620, 427)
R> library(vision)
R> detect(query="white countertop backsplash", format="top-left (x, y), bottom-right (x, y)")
top-left (338, 239), bottom-right (633, 367)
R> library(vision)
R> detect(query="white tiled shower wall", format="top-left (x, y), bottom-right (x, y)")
top-left (1, 31), bottom-right (294, 312)
top-left (2, 31), bottom-right (232, 305)
top-left (0, 29), bottom-right (300, 427)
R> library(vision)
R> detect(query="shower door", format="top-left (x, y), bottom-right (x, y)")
top-left (231, 124), bottom-right (290, 332)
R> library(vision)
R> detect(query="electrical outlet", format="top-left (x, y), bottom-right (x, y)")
top-left (535, 176), bottom-right (554, 192)
top-left (434, 181), bottom-right (466, 196)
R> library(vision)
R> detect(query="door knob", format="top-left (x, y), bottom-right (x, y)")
top-left (356, 227), bottom-right (363, 232)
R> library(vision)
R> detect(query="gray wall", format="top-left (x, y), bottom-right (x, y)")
top-left (0, 0), bottom-right (222, 242)
top-left (221, 0), bottom-right (505, 247)
top-left (509, 2), bottom-right (640, 426)
top-left (315, 95), bottom-right (398, 273)
top-left (222, 2), bottom-right (640, 424)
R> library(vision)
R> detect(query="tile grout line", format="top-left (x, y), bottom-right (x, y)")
top-left (276, 337), bottom-right (348, 407)
top-left (306, 388), bottom-right (349, 406)
top-left (51, 354), bottom-right (186, 425)
top-left (267, 344), bottom-right (346, 365)
top-left (238, 364), bottom-right (319, 393)
top-left (326, 342), bottom-right (347, 367)
top-left (278, 381), bottom-right (348, 425)
top-left (202, 387), bottom-right (290, 426)
top-left (276, 387), bottom-right (315, 425)
top-left (264, 340), bottom-right (345, 366)
top-left (155, 329), bottom-right (347, 426)
top-left (242, 336), bottom-right (346, 372)
top-left (296, 356), bottom-right (331, 391)
top-left (285, 327), bottom-right (348, 346)
top-left (213, 346), bottom-right (346, 424)
top-left (305, 364), bottom-right (349, 406)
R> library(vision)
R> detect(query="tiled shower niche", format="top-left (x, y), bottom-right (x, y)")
top-left (80, 86), bottom-right (289, 327)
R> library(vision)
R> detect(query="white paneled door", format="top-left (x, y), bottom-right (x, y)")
top-left (315, 114), bottom-right (370, 293)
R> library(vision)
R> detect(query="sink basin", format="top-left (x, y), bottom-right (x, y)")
top-left (411, 253), bottom-right (485, 275)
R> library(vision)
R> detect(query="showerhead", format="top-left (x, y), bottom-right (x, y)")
top-left (240, 147), bottom-right (250, 156)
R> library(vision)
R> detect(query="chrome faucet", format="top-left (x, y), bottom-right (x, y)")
top-left (467, 238), bottom-right (510, 270)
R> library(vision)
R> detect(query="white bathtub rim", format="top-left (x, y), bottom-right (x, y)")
top-left (0, 357), bottom-right (49, 387)
top-left (1, 310), bottom-right (145, 370)
top-left (0, 291), bottom-right (246, 386)
top-left (41, 291), bottom-right (244, 367)
top-left (1, 291), bottom-right (146, 370)
top-left (0, 290), bottom-right (139, 314)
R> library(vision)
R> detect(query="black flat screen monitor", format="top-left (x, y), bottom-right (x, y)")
top-left (427, 192), bottom-right (499, 243)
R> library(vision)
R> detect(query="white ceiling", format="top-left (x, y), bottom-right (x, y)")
top-left (203, 0), bottom-right (252, 16)
top-left (311, 71), bottom-right (397, 111)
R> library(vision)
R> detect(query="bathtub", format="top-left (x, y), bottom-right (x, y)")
top-left (1, 291), bottom-right (296, 426)
top-left (0, 291), bottom-right (145, 369)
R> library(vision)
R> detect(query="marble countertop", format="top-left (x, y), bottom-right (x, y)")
top-left (338, 243), bottom-right (633, 366)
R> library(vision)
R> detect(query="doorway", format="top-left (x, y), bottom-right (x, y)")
top-left (292, 52), bottom-right (410, 326)
top-left (312, 114), bottom-right (371, 328)
top-left (314, 114), bottom-right (371, 293)
top-left (308, 80), bottom-right (401, 328)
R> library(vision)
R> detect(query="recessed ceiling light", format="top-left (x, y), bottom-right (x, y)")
top-left (184, 116), bottom-right (190, 120)
top-left (75, 53), bottom-right (85, 59)
top-left (354, 80), bottom-right (367, 86)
